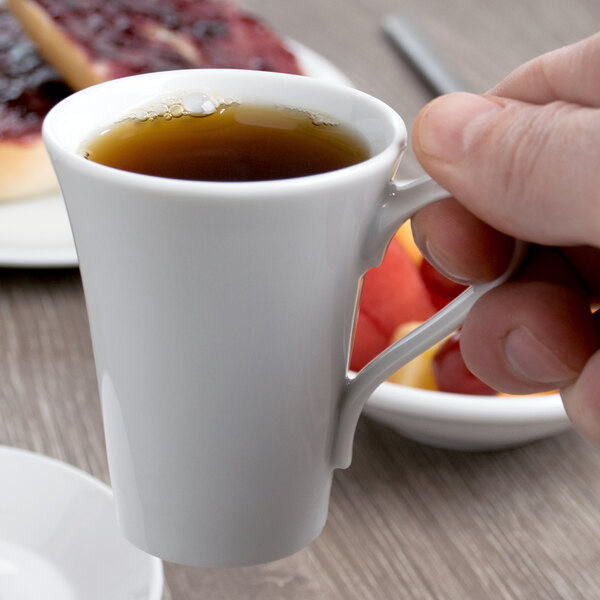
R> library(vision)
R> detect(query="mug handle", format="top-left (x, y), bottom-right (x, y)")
top-left (332, 175), bottom-right (528, 468)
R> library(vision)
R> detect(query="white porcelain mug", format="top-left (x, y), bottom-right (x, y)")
top-left (43, 69), bottom-right (524, 567)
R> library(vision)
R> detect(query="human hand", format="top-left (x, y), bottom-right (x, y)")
top-left (410, 32), bottom-right (600, 445)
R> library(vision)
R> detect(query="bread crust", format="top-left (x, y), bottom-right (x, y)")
top-left (0, 134), bottom-right (58, 201)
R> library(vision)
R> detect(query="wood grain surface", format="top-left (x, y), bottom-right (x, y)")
top-left (1, 1), bottom-right (600, 598)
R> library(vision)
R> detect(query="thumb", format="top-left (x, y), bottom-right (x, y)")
top-left (412, 92), bottom-right (600, 248)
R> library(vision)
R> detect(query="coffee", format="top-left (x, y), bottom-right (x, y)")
top-left (81, 100), bottom-right (370, 181)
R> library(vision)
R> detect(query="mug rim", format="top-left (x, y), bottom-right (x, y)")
top-left (42, 69), bottom-right (407, 195)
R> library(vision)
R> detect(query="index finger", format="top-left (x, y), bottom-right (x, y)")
top-left (490, 32), bottom-right (600, 107)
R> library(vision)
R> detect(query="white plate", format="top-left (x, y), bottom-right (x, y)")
top-left (0, 41), bottom-right (352, 269)
top-left (0, 446), bottom-right (163, 600)
top-left (363, 383), bottom-right (570, 451)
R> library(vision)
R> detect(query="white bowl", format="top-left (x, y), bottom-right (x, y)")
top-left (364, 383), bottom-right (570, 451)
top-left (0, 446), bottom-right (163, 600)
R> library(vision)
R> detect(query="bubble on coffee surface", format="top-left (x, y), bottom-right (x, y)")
top-left (309, 112), bottom-right (338, 126)
top-left (274, 103), bottom-right (338, 127)
top-left (182, 92), bottom-right (218, 116)
top-left (120, 90), bottom-right (239, 123)
top-left (115, 92), bottom-right (336, 130)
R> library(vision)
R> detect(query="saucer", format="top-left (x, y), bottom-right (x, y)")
top-left (0, 446), bottom-right (163, 600)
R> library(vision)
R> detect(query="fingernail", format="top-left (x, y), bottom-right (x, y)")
top-left (503, 326), bottom-right (577, 385)
top-left (421, 237), bottom-right (474, 284)
top-left (416, 93), bottom-right (503, 163)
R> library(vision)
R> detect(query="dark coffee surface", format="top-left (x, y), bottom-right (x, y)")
top-left (83, 103), bottom-right (370, 181)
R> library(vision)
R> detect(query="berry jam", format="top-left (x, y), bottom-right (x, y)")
top-left (34, 0), bottom-right (302, 78)
top-left (0, 5), bottom-right (70, 141)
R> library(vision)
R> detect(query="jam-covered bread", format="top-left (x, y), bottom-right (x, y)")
top-left (0, 3), bottom-right (68, 200)
top-left (7, 0), bottom-right (302, 91)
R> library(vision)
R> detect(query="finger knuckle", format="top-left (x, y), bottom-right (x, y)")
top-left (495, 102), bottom-right (571, 207)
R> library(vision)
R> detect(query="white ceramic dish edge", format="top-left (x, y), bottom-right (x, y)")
top-left (0, 445), bottom-right (164, 600)
top-left (363, 380), bottom-right (570, 451)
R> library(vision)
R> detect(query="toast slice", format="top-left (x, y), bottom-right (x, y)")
top-left (7, 0), bottom-right (302, 91)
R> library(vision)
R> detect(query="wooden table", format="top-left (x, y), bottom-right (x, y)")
top-left (2, 1), bottom-right (600, 598)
